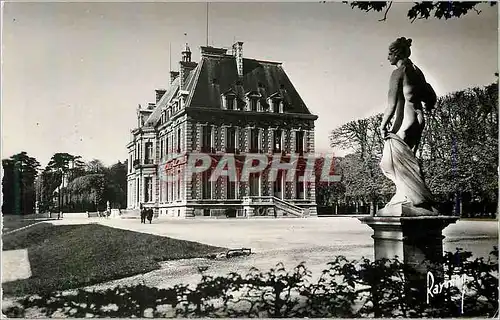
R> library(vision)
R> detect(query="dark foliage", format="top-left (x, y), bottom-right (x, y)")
top-left (35, 154), bottom-right (128, 213)
top-left (2, 152), bottom-right (41, 215)
top-left (342, 1), bottom-right (497, 22)
top-left (6, 247), bottom-right (498, 318)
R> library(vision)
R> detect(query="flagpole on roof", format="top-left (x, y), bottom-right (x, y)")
top-left (169, 42), bottom-right (171, 73)
top-left (206, 2), bottom-right (209, 46)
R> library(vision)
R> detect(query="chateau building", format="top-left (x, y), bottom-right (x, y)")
top-left (126, 42), bottom-right (318, 218)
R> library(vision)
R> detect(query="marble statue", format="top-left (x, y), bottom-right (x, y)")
top-left (378, 37), bottom-right (438, 216)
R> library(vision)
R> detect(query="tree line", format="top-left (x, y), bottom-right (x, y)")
top-left (318, 80), bottom-right (498, 217)
top-left (2, 152), bottom-right (127, 215)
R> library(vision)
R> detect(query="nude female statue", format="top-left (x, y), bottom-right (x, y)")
top-left (378, 37), bottom-right (437, 213)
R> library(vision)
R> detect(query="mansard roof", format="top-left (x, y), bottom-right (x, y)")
top-left (188, 56), bottom-right (312, 114)
top-left (145, 46), bottom-right (315, 127)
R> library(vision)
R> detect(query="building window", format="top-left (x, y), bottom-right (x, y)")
top-left (159, 180), bottom-right (163, 202)
top-left (202, 126), bottom-right (212, 153)
top-left (226, 176), bottom-right (236, 199)
top-left (273, 100), bottom-right (280, 113)
top-left (160, 139), bottom-right (164, 159)
top-left (226, 96), bottom-right (235, 110)
top-left (145, 142), bottom-right (153, 164)
top-left (249, 173), bottom-right (260, 196)
top-left (274, 129), bottom-right (282, 153)
top-left (144, 177), bottom-right (153, 202)
top-left (165, 175), bottom-right (169, 202)
top-left (165, 135), bottom-right (169, 156)
top-left (129, 154), bottom-right (132, 173)
top-left (177, 127), bottom-right (181, 153)
top-left (296, 172), bottom-right (305, 199)
top-left (170, 172), bottom-right (174, 201)
top-left (250, 99), bottom-right (258, 112)
top-left (202, 169), bottom-right (212, 199)
top-left (250, 128), bottom-right (259, 153)
top-left (136, 178), bottom-right (140, 205)
top-left (177, 170), bottom-right (181, 199)
top-left (226, 127), bottom-right (236, 153)
top-left (296, 131), bottom-right (304, 155)
top-left (273, 171), bottom-right (283, 199)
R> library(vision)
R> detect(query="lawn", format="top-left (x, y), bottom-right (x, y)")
top-left (2, 223), bottom-right (225, 296)
top-left (2, 217), bottom-right (53, 233)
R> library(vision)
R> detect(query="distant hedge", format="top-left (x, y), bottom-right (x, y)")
top-left (5, 247), bottom-right (498, 318)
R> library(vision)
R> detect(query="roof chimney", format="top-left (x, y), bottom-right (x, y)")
top-left (170, 71), bottom-right (180, 84)
top-left (182, 43), bottom-right (192, 62)
top-left (179, 43), bottom-right (197, 89)
top-left (232, 41), bottom-right (244, 77)
top-left (180, 62), bottom-right (197, 90)
top-left (155, 89), bottom-right (166, 104)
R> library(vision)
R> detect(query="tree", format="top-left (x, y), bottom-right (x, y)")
top-left (85, 159), bottom-right (107, 174)
top-left (57, 160), bottom-right (128, 212)
top-left (341, 1), bottom-right (497, 22)
top-left (46, 153), bottom-right (85, 175)
top-left (330, 114), bottom-right (392, 212)
top-left (420, 82), bottom-right (498, 215)
top-left (43, 153), bottom-right (85, 212)
top-left (106, 161), bottom-right (128, 209)
top-left (66, 174), bottom-right (108, 211)
top-left (315, 157), bottom-right (346, 211)
top-left (2, 152), bottom-right (41, 215)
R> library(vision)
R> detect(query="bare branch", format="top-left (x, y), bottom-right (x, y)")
top-left (378, 1), bottom-right (393, 22)
top-left (411, 15), bottom-right (427, 24)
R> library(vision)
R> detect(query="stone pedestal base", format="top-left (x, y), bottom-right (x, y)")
top-left (359, 214), bottom-right (459, 301)
top-left (359, 215), bottom-right (459, 268)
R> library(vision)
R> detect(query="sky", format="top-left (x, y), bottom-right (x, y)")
top-left (2, 1), bottom-right (498, 167)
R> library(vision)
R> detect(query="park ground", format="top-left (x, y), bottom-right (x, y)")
top-left (2, 215), bottom-right (497, 299)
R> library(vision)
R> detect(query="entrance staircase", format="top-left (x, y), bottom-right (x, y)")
top-left (243, 196), bottom-right (305, 218)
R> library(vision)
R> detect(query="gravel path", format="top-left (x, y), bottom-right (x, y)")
top-left (2, 249), bottom-right (32, 283)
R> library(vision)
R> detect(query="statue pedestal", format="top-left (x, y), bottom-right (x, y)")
top-left (358, 215), bottom-right (459, 267)
top-left (359, 211), bottom-right (459, 301)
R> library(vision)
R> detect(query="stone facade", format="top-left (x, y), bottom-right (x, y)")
top-left (127, 42), bottom-right (318, 218)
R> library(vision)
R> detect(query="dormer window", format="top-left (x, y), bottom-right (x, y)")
top-left (222, 94), bottom-right (236, 110)
top-left (222, 89), bottom-right (237, 111)
top-left (227, 96), bottom-right (235, 110)
top-left (273, 100), bottom-right (281, 113)
top-left (269, 92), bottom-right (284, 113)
top-left (250, 99), bottom-right (258, 112)
top-left (246, 91), bottom-right (261, 112)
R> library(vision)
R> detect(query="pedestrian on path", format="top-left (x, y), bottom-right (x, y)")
top-left (140, 204), bottom-right (146, 224)
top-left (147, 208), bottom-right (153, 224)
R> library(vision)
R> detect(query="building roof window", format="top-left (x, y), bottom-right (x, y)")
top-left (221, 89), bottom-right (237, 111)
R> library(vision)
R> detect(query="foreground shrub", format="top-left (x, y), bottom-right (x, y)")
top-left (5, 247), bottom-right (498, 318)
